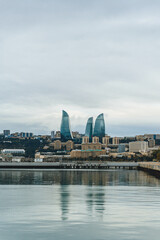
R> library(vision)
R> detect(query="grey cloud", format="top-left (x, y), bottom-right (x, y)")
top-left (1, 0), bottom-right (160, 135)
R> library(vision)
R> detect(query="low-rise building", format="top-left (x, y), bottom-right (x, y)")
top-left (136, 135), bottom-right (144, 141)
top-left (81, 142), bottom-right (102, 151)
top-left (129, 141), bottom-right (148, 153)
top-left (54, 140), bottom-right (62, 150)
top-left (118, 144), bottom-right (126, 153)
top-left (102, 136), bottom-right (110, 146)
top-left (92, 136), bottom-right (99, 143)
top-left (20, 132), bottom-right (33, 138)
top-left (54, 131), bottom-right (61, 139)
top-left (66, 140), bottom-right (74, 151)
top-left (70, 149), bottom-right (106, 158)
top-left (1, 149), bottom-right (25, 155)
top-left (112, 137), bottom-right (119, 145)
top-left (82, 136), bottom-right (89, 144)
top-left (148, 139), bottom-right (155, 148)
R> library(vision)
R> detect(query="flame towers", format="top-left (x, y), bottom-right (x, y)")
top-left (60, 110), bottom-right (72, 141)
top-left (93, 113), bottom-right (105, 141)
top-left (85, 117), bottom-right (93, 142)
top-left (85, 113), bottom-right (105, 142)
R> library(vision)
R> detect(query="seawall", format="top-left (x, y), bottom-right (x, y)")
top-left (138, 162), bottom-right (160, 177)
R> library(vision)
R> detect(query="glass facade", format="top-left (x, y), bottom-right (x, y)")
top-left (85, 117), bottom-right (93, 142)
top-left (93, 113), bottom-right (105, 141)
top-left (60, 110), bottom-right (72, 141)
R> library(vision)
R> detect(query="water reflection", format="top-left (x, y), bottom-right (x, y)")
top-left (0, 170), bottom-right (160, 240)
top-left (60, 185), bottom-right (70, 221)
top-left (86, 188), bottom-right (105, 220)
top-left (0, 169), bottom-right (160, 186)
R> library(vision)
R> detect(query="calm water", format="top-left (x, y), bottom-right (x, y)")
top-left (0, 169), bottom-right (160, 240)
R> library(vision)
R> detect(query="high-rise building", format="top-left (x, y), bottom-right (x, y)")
top-left (3, 130), bottom-right (10, 137)
top-left (85, 117), bottom-right (93, 142)
top-left (51, 131), bottom-right (55, 140)
top-left (93, 113), bottom-right (105, 142)
top-left (60, 110), bottom-right (72, 141)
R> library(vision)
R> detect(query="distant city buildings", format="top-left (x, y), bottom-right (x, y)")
top-left (148, 139), bottom-right (155, 148)
top-left (54, 131), bottom-right (61, 139)
top-left (1, 110), bottom-right (160, 161)
top-left (20, 132), bottom-right (33, 138)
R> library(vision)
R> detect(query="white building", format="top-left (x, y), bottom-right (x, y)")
top-left (1, 149), bottom-right (25, 154)
top-left (129, 141), bottom-right (148, 153)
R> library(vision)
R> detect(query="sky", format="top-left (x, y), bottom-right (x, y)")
top-left (1, 0), bottom-right (160, 136)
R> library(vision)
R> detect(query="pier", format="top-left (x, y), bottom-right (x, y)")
top-left (0, 161), bottom-right (138, 169)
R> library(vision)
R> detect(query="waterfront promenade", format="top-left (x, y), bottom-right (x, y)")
top-left (1, 162), bottom-right (160, 177)
top-left (138, 162), bottom-right (160, 174)
top-left (0, 161), bottom-right (139, 169)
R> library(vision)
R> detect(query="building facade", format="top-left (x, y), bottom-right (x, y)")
top-left (81, 142), bottom-right (102, 151)
top-left (85, 117), bottom-right (93, 142)
top-left (118, 144), bottom-right (126, 153)
top-left (93, 113), bottom-right (105, 142)
top-left (65, 140), bottom-right (74, 151)
top-left (112, 137), bottom-right (119, 145)
top-left (102, 136), bottom-right (110, 145)
top-left (70, 149), bottom-right (106, 158)
top-left (129, 141), bottom-right (148, 153)
top-left (3, 130), bottom-right (10, 137)
top-left (54, 140), bottom-right (62, 150)
top-left (92, 136), bottom-right (99, 143)
top-left (82, 136), bottom-right (89, 144)
top-left (60, 110), bottom-right (72, 141)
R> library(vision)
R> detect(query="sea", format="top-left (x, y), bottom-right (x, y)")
top-left (0, 169), bottom-right (160, 240)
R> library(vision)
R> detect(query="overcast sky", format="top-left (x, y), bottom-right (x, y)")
top-left (1, 0), bottom-right (160, 136)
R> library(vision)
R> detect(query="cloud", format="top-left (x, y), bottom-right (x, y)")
top-left (1, 0), bottom-right (160, 135)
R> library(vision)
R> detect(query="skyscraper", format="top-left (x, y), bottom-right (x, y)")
top-left (3, 130), bottom-right (10, 137)
top-left (60, 110), bottom-right (72, 141)
top-left (51, 131), bottom-right (55, 140)
top-left (85, 117), bottom-right (93, 142)
top-left (93, 113), bottom-right (105, 142)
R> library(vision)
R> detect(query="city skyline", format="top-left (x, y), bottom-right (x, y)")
top-left (1, 109), bottom-right (160, 138)
top-left (1, 0), bottom-right (160, 136)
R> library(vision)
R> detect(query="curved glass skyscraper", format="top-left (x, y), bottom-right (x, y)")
top-left (60, 110), bottom-right (72, 141)
top-left (85, 117), bottom-right (93, 142)
top-left (93, 113), bottom-right (105, 141)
